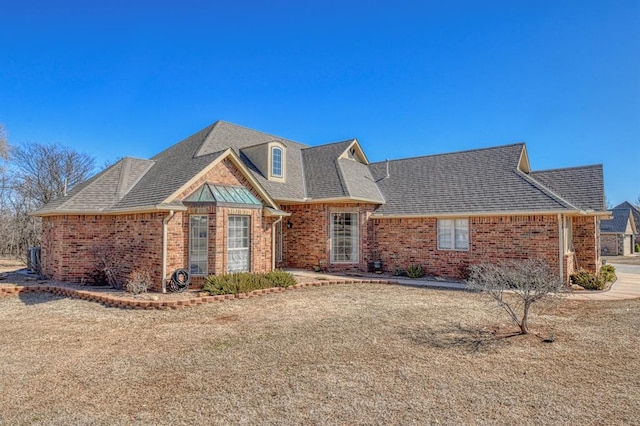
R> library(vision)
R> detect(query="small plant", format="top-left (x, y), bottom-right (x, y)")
top-left (126, 270), bottom-right (152, 296)
top-left (203, 271), bottom-right (296, 295)
top-left (393, 268), bottom-right (405, 277)
top-left (406, 264), bottom-right (424, 279)
top-left (600, 265), bottom-right (616, 283)
top-left (635, 242), bottom-right (640, 253)
top-left (265, 269), bottom-right (296, 287)
top-left (570, 270), bottom-right (605, 290)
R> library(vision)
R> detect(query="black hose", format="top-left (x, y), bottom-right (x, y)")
top-left (169, 268), bottom-right (190, 293)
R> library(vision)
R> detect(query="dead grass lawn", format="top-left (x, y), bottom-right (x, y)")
top-left (1, 284), bottom-right (638, 425)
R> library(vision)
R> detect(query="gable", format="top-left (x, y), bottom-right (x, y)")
top-left (174, 155), bottom-right (272, 207)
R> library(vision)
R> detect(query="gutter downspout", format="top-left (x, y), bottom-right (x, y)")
top-left (272, 216), bottom-right (283, 270)
top-left (558, 213), bottom-right (564, 284)
top-left (162, 210), bottom-right (175, 293)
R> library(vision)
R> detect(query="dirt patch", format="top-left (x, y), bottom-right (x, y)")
top-left (0, 284), bottom-right (638, 424)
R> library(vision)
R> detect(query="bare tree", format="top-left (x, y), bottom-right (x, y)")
top-left (467, 259), bottom-right (564, 335)
top-left (0, 137), bottom-right (96, 258)
top-left (11, 141), bottom-right (95, 206)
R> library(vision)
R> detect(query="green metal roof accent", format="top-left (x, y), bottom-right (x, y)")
top-left (184, 184), bottom-right (262, 206)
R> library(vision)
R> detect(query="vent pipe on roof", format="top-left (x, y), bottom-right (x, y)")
top-left (385, 159), bottom-right (390, 179)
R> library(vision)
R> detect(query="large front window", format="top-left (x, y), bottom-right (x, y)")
top-left (438, 218), bottom-right (469, 250)
top-left (189, 215), bottom-right (208, 275)
top-left (331, 212), bottom-right (359, 263)
top-left (228, 215), bottom-right (250, 273)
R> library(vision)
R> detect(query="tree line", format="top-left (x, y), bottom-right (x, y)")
top-left (0, 124), bottom-right (95, 259)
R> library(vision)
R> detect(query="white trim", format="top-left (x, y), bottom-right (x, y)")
top-left (330, 211), bottom-right (359, 264)
top-left (437, 218), bottom-right (470, 251)
top-left (370, 209), bottom-right (609, 219)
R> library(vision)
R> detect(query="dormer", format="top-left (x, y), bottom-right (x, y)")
top-left (338, 139), bottom-right (369, 164)
top-left (241, 140), bottom-right (287, 182)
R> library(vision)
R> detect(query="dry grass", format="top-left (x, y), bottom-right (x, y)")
top-left (0, 284), bottom-right (638, 425)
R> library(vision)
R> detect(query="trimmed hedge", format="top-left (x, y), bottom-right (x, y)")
top-left (203, 270), bottom-right (296, 295)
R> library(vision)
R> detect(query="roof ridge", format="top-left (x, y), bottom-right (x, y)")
top-left (369, 142), bottom-right (526, 165)
top-left (215, 120), bottom-right (309, 148)
top-left (301, 139), bottom-right (355, 152)
top-left (532, 164), bottom-right (603, 173)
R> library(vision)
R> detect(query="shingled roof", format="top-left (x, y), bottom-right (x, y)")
top-left (302, 140), bottom-right (384, 202)
top-left (600, 207), bottom-right (637, 234)
top-left (33, 121), bottom-right (606, 217)
top-left (368, 144), bottom-right (598, 217)
top-left (612, 202), bottom-right (640, 235)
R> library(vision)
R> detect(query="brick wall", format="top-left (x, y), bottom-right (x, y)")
top-left (41, 213), bottom-right (166, 288)
top-left (281, 203), bottom-right (377, 272)
top-left (40, 158), bottom-right (276, 291)
top-left (372, 215), bottom-right (562, 279)
top-left (572, 215), bottom-right (600, 273)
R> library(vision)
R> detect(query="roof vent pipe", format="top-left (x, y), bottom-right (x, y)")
top-left (385, 159), bottom-right (390, 179)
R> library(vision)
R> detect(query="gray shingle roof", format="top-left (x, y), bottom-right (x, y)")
top-left (613, 202), bottom-right (640, 234)
top-left (198, 121), bottom-right (308, 201)
top-left (369, 144), bottom-right (585, 216)
top-left (35, 157), bottom-right (155, 214)
top-left (530, 165), bottom-right (605, 211)
top-left (600, 208), bottom-right (636, 234)
top-left (34, 121), bottom-right (606, 218)
top-left (301, 140), bottom-right (384, 202)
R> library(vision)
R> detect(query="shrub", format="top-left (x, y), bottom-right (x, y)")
top-left (600, 265), bottom-right (616, 283)
top-left (570, 270), bottom-right (605, 290)
top-left (126, 270), bottom-right (151, 296)
top-left (635, 242), bottom-right (640, 253)
top-left (264, 269), bottom-right (296, 287)
top-left (203, 270), bottom-right (296, 295)
top-left (406, 264), bottom-right (424, 279)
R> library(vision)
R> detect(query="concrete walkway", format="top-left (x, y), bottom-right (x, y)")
top-left (566, 268), bottom-right (640, 301)
top-left (289, 263), bottom-right (640, 301)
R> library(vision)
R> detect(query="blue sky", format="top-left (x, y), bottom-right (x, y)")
top-left (1, 0), bottom-right (638, 205)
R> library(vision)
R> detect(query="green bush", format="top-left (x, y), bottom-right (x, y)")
top-left (600, 264), bottom-right (616, 283)
top-left (265, 269), bottom-right (296, 287)
top-left (406, 264), bottom-right (424, 279)
top-left (203, 270), bottom-right (295, 295)
top-left (635, 242), bottom-right (640, 253)
top-left (570, 270), bottom-right (605, 290)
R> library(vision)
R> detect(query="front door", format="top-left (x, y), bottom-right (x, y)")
top-left (228, 215), bottom-right (250, 273)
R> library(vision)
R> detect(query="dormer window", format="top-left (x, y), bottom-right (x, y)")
top-left (271, 146), bottom-right (283, 178)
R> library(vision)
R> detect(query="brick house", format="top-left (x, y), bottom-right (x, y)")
top-left (600, 202), bottom-right (638, 256)
top-left (34, 121), bottom-right (608, 291)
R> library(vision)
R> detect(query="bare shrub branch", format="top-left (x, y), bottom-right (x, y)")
top-left (467, 259), bottom-right (564, 334)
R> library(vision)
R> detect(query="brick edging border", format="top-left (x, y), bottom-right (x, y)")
top-left (0, 279), bottom-right (399, 310)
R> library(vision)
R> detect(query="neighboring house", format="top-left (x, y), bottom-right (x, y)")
top-left (33, 121), bottom-right (608, 291)
top-left (600, 202), bottom-right (638, 256)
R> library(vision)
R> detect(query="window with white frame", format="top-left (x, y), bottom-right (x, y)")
top-left (228, 215), bottom-right (251, 273)
top-left (330, 212), bottom-right (359, 263)
top-left (564, 217), bottom-right (573, 253)
top-left (437, 218), bottom-right (469, 250)
top-left (271, 146), bottom-right (283, 177)
top-left (189, 215), bottom-right (208, 275)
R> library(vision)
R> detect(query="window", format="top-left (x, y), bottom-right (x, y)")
top-left (438, 218), bottom-right (469, 250)
top-left (189, 215), bottom-right (208, 275)
top-left (271, 147), bottom-right (283, 177)
top-left (228, 215), bottom-right (250, 273)
top-left (564, 217), bottom-right (573, 253)
top-left (331, 212), bottom-right (359, 263)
